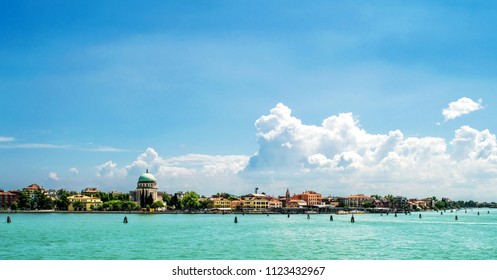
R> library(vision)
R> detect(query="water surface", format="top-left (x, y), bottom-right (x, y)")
top-left (1, 209), bottom-right (496, 260)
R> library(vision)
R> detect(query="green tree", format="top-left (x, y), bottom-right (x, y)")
top-left (170, 193), bottom-right (183, 210)
top-left (146, 193), bottom-right (154, 208)
top-left (435, 200), bottom-right (446, 210)
top-left (18, 191), bottom-right (33, 210)
top-left (151, 200), bottom-right (165, 209)
top-left (10, 202), bottom-right (18, 211)
top-left (33, 190), bottom-right (53, 210)
top-left (122, 201), bottom-right (140, 211)
top-left (162, 193), bottom-right (171, 206)
top-left (362, 201), bottom-right (375, 208)
top-left (72, 201), bottom-right (84, 211)
top-left (55, 193), bottom-right (70, 210)
top-left (199, 199), bottom-right (213, 209)
top-left (183, 191), bottom-right (200, 210)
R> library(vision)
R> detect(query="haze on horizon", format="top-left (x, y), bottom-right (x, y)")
top-left (1, 1), bottom-right (497, 201)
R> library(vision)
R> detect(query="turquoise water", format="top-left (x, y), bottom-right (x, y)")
top-left (1, 209), bottom-right (497, 260)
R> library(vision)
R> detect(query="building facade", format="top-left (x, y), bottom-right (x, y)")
top-left (0, 190), bottom-right (18, 208)
top-left (68, 194), bottom-right (102, 211)
top-left (344, 194), bottom-right (372, 207)
top-left (129, 169), bottom-right (160, 208)
top-left (292, 191), bottom-right (323, 206)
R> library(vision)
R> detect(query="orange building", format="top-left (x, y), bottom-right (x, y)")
top-left (292, 190), bottom-right (323, 206)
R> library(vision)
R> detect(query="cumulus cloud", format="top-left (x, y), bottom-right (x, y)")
top-left (244, 103), bottom-right (497, 199)
top-left (450, 126), bottom-right (497, 161)
top-left (442, 97), bottom-right (483, 121)
top-left (48, 172), bottom-right (60, 181)
top-left (91, 103), bottom-right (497, 200)
top-left (68, 167), bottom-right (79, 175)
top-left (95, 148), bottom-right (250, 194)
top-left (96, 160), bottom-right (125, 178)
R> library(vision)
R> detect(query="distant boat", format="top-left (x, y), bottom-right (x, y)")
top-left (305, 210), bottom-right (318, 214)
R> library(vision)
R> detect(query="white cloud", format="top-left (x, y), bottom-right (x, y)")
top-left (442, 97), bottom-right (483, 121)
top-left (95, 147), bottom-right (250, 194)
top-left (48, 172), bottom-right (60, 181)
top-left (91, 103), bottom-right (497, 200)
top-left (450, 126), bottom-right (497, 161)
top-left (68, 167), bottom-right (79, 175)
top-left (244, 103), bottom-right (497, 200)
top-left (0, 136), bottom-right (15, 142)
top-left (96, 160), bottom-right (125, 178)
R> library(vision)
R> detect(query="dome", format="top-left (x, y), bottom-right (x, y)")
top-left (138, 170), bottom-right (156, 183)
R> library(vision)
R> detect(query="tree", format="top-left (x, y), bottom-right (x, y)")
top-left (55, 194), bottom-right (70, 210)
top-left (183, 191), bottom-right (200, 210)
top-left (162, 193), bottom-right (171, 206)
top-left (33, 190), bottom-right (53, 210)
top-left (199, 199), bottom-right (213, 209)
top-left (435, 200), bottom-right (446, 210)
top-left (140, 192), bottom-right (145, 208)
top-left (10, 202), bottom-right (18, 211)
top-left (72, 201), bottom-right (84, 211)
top-left (18, 191), bottom-right (33, 210)
top-left (151, 200), bottom-right (164, 209)
top-left (123, 201), bottom-right (139, 211)
top-left (146, 193), bottom-right (154, 208)
top-left (170, 194), bottom-right (183, 210)
top-left (362, 201), bottom-right (375, 208)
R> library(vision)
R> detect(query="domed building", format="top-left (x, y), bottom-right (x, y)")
top-left (129, 169), bottom-right (160, 208)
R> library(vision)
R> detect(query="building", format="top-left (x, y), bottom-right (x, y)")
top-left (46, 189), bottom-right (58, 200)
top-left (0, 189), bottom-right (18, 208)
top-left (322, 197), bottom-right (340, 208)
top-left (286, 199), bottom-right (307, 208)
top-left (268, 199), bottom-right (283, 208)
top-left (344, 194), bottom-right (372, 207)
top-left (230, 200), bottom-right (244, 209)
top-left (68, 194), bottom-right (102, 211)
top-left (82, 187), bottom-right (101, 196)
top-left (242, 193), bottom-right (269, 209)
top-left (129, 169), bottom-right (160, 208)
top-left (292, 190), bottom-right (323, 206)
top-left (210, 197), bottom-right (232, 209)
top-left (23, 184), bottom-right (45, 194)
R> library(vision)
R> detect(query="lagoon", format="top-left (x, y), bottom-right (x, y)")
top-left (1, 209), bottom-right (497, 260)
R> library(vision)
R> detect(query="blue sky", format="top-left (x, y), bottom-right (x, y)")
top-left (1, 1), bottom-right (497, 201)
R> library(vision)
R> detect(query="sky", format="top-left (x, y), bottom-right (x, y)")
top-left (1, 1), bottom-right (497, 201)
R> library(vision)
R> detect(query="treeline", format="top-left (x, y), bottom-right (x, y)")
top-left (11, 189), bottom-right (77, 211)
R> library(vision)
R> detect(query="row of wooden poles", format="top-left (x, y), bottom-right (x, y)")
top-left (4, 210), bottom-right (491, 224)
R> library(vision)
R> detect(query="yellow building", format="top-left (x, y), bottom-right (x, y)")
top-left (209, 197), bottom-right (232, 209)
top-left (243, 198), bottom-right (268, 209)
top-left (68, 194), bottom-right (102, 211)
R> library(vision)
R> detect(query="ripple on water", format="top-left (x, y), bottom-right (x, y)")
top-left (2, 210), bottom-right (497, 260)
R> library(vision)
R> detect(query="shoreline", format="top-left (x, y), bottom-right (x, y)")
top-left (0, 207), bottom-right (480, 215)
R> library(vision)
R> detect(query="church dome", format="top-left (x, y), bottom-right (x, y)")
top-left (138, 170), bottom-right (156, 183)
